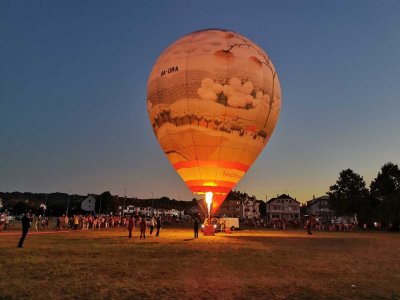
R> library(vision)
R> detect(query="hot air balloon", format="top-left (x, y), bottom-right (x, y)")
top-left (147, 28), bottom-right (281, 219)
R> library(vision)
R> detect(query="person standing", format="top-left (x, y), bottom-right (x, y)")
top-left (194, 218), bottom-right (199, 239)
top-left (128, 216), bottom-right (134, 238)
top-left (0, 213), bottom-right (5, 231)
top-left (56, 217), bottom-right (61, 230)
top-left (4, 214), bottom-right (10, 230)
top-left (155, 216), bottom-right (161, 237)
top-left (150, 217), bottom-right (155, 235)
top-left (64, 215), bottom-right (69, 230)
top-left (139, 218), bottom-right (147, 239)
top-left (17, 213), bottom-right (31, 248)
top-left (306, 216), bottom-right (313, 235)
top-left (73, 215), bottom-right (79, 230)
top-left (34, 216), bottom-right (39, 232)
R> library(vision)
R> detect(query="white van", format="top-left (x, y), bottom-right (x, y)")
top-left (220, 217), bottom-right (239, 230)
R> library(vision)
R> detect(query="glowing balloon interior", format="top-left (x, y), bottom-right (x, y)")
top-left (147, 29), bottom-right (281, 213)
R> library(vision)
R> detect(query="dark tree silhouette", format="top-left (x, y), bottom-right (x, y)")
top-left (328, 169), bottom-right (369, 217)
top-left (370, 162), bottom-right (400, 229)
top-left (96, 192), bottom-right (114, 214)
top-left (370, 162), bottom-right (400, 200)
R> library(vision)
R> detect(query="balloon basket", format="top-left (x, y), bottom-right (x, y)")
top-left (203, 225), bottom-right (215, 236)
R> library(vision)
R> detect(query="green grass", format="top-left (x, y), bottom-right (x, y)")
top-left (1, 228), bottom-right (399, 299)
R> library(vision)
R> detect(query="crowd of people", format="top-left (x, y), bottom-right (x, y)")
top-left (239, 216), bottom-right (359, 233)
top-left (3, 211), bottom-right (361, 234)
top-left (264, 219), bottom-right (302, 230)
top-left (8, 211), bottom-right (365, 249)
top-left (52, 214), bottom-right (164, 234)
top-left (0, 212), bottom-right (11, 231)
top-left (11, 212), bottom-right (168, 248)
top-left (32, 215), bottom-right (50, 231)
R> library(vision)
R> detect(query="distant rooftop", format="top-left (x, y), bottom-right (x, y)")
top-left (267, 194), bottom-right (300, 204)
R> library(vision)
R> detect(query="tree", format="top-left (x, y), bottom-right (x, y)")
top-left (328, 169), bottom-right (369, 217)
top-left (370, 162), bottom-right (400, 200)
top-left (370, 162), bottom-right (400, 229)
top-left (257, 200), bottom-right (267, 218)
top-left (381, 191), bottom-right (400, 229)
top-left (96, 192), bottom-right (114, 214)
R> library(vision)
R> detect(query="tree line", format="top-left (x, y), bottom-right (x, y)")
top-left (328, 162), bottom-right (400, 229)
top-left (0, 191), bottom-right (194, 216)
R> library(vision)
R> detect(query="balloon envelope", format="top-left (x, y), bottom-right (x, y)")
top-left (147, 29), bottom-right (281, 213)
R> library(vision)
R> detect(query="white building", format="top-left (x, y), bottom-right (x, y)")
top-left (123, 205), bottom-right (184, 217)
top-left (123, 205), bottom-right (135, 214)
top-left (266, 194), bottom-right (300, 221)
top-left (123, 205), bottom-right (153, 216)
top-left (136, 206), bottom-right (154, 215)
top-left (163, 208), bottom-right (184, 217)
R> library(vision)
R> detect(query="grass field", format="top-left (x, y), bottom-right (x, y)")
top-left (1, 227), bottom-right (399, 299)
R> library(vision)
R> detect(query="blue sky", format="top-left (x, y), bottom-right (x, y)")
top-left (1, 0), bottom-right (400, 202)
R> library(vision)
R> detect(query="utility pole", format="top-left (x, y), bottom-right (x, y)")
top-left (99, 195), bottom-right (101, 215)
top-left (44, 194), bottom-right (48, 217)
top-left (151, 192), bottom-right (154, 216)
top-left (66, 189), bottom-right (71, 216)
top-left (123, 188), bottom-right (126, 217)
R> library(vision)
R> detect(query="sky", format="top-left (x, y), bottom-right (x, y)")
top-left (1, 0), bottom-right (400, 203)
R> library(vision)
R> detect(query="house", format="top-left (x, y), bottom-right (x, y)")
top-left (266, 194), bottom-right (300, 221)
top-left (306, 195), bottom-right (334, 222)
top-left (241, 195), bottom-right (260, 219)
top-left (163, 208), bottom-right (184, 217)
top-left (136, 206), bottom-right (153, 215)
top-left (123, 205), bottom-right (152, 215)
top-left (123, 205), bottom-right (185, 217)
top-left (215, 192), bottom-right (261, 219)
top-left (123, 205), bottom-right (135, 214)
top-left (215, 198), bottom-right (242, 218)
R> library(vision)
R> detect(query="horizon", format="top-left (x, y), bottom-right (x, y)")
top-left (0, 186), bottom-right (356, 204)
